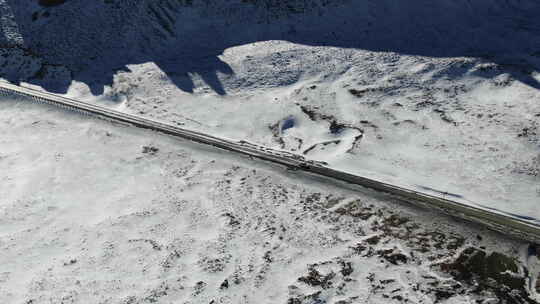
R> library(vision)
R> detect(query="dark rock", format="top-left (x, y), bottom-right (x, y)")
top-left (287, 291), bottom-right (322, 304)
top-left (348, 88), bottom-right (368, 97)
top-left (377, 248), bottom-right (408, 265)
top-left (339, 261), bottom-right (353, 277)
top-left (220, 279), bottom-right (229, 290)
top-left (142, 145), bottom-right (159, 154)
top-left (63, 258), bottom-right (77, 266)
top-left (365, 235), bottom-right (381, 245)
top-left (298, 268), bottom-right (335, 289)
top-left (193, 281), bottom-right (206, 296)
top-left (334, 202), bottom-right (375, 220)
top-left (441, 247), bottom-right (536, 303)
top-left (432, 288), bottom-right (455, 302)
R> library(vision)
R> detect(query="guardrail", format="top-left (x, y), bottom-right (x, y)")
top-left (1, 81), bottom-right (538, 244)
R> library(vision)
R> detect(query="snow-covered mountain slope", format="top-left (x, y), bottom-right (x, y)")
top-left (1, 97), bottom-right (539, 304)
top-left (0, 1), bottom-right (539, 217)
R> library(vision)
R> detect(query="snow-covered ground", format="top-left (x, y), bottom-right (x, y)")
top-left (1, 1), bottom-right (540, 302)
top-left (66, 44), bottom-right (540, 220)
top-left (0, 0), bottom-right (537, 220)
top-left (1, 96), bottom-right (539, 303)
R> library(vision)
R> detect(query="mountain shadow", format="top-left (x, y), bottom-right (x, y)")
top-left (2, 0), bottom-right (540, 95)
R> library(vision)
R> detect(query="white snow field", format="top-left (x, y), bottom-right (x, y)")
top-left (0, 0), bottom-right (540, 302)
top-left (1, 96), bottom-right (539, 303)
top-left (0, 0), bottom-right (537, 220)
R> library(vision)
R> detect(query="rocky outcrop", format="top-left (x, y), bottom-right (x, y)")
top-left (441, 247), bottom-right (537, 303)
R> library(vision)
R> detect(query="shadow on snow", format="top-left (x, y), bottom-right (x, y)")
top-left (2, 0), bottom-right (540, 95)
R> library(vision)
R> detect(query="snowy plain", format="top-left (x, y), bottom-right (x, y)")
top-left (64, 44), bottom-right (540, 221)
top-left (0, 0), bottom-right (540, 302)
top-left (1, 0), bottom-right (537, 220)
top-left (1, 96), bottom-right (539, 303)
